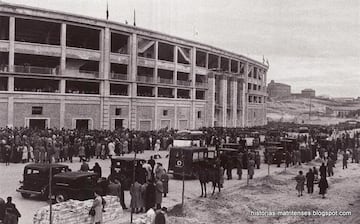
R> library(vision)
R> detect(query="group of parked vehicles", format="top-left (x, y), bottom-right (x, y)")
top-left (16, 157), bottom-right (145, 203)
top-left (16, 127), bottom-right (327, 203)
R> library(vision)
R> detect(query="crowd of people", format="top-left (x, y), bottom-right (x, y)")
top-left (1, 125), bottom-right (360, 224)
top-left (0, 127), bottom-right (176, 165)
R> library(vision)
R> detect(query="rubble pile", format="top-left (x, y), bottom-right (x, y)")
top-left (33, 196), bottom-right (123, 224)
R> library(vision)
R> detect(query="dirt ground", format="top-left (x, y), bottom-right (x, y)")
top-left (1, 149), bottom-right (360, 224)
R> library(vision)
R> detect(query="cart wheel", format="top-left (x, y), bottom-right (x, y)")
top-left (55, 192), bottom-right (67, 203)
top-left (21, 193), bottom-right (31, 199)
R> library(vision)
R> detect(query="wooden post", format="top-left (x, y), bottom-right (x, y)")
top-left (130, 132), bottom-right (136, 223)
top-left (181, 150), bottom-right (185, 207)
top-left (247, 148), bottom-right (249, 185)
top-left (49, 164), bottom-right (52, 224)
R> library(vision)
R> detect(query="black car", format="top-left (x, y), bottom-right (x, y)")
top-left (52, 171), bottom-right (101, 203)
top-left (17, 163), bottom-right (69, 199)
top-left (110, 157), bottom-right (146, 190)
top-left (168, 147), bottom-right (210, 179)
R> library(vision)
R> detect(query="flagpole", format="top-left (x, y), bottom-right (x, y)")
top-left (106, 1), bottom-right (109, 20)
top-left (133, 9), bottom-right (136, 26)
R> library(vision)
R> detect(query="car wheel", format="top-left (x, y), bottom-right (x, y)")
top-left (55, 192), bottom-right (67, 203)
top-left (21, 193), bottom-right (31, 198)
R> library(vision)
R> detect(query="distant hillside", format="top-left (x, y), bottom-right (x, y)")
top-left (267, 96), bottom-right (360, 125)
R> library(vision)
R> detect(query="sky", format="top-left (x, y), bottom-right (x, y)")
top-left (3, 0), bottom-right (360, 97)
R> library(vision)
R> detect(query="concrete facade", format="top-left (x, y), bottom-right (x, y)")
top-left (0, 3), bottom-right (268, 130)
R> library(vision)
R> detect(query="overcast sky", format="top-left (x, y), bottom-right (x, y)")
top-left (4, 0), bottom-right (360, 97)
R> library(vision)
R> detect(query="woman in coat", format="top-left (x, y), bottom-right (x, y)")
top-left (248, 159), bottom-right (255, 180)
top-left (155, 179), bottom-right (163, 209)
top-left (319, 176), bottom-right (329, 199)
top-left (295, 171), bottom-right (305, 197)
top-left (91, 191), bottom-right (103, 224)
top-left (21, 144), bottom-right (28, 163)
top-left (144, 180), bottom-right (156, 211)
top-left (130, 181), bottom-right (142, 213)
top-left (160, 171), bottom-right (169, 197)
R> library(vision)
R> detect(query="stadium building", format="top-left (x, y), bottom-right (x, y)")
top-left (0, 3), bottom-right (268, 130)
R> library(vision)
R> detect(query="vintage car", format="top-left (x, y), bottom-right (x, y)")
top-left (168, 146), bottom-right (210, 179)
top-left (264, 141), bottom-right (283, 164)
top-left (173, 130), bottom-right (204, 147)
top-left (218, 148), bottom-right (242, 169)
top-left (52, 171), bottom-right (101, 203)
top-left (110, 157), bottom-right (146, 190)
top-left (222, 142), bottom-right (246, 152)
top-left (16, 163), bottom-right (70, 199)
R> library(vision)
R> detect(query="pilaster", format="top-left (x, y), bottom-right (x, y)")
top-left (8, 17), bottom-right (14, 72)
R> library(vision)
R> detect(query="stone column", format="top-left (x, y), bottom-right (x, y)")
top-left (129, 33), bottom-right (138, 130)
top-left (230, 77), bottom-right (238, 127)
top-left (7, 96), bottom-right (14, 128)
top-left (244, 62), bottom-right (250, 127)
top-left (8, 17), bottom-right (15, 72)
top-left (60, 23), bottom-right (66, 75)
top-left (7, 76), bottom-right (14, 92)
top-left (220, 75), bottom-right (227, 127)
top-left (190, 47), bottom-right (196, 129)
top-left (206, 72), bottom-right (215, 127)
top-left (242, 81), bottom-right (246, 128)
top-left (59, 99), bottom-right (65, 128)
top-left (102, 27), bottom-right (110, 95)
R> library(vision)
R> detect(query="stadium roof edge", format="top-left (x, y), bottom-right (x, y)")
top-left (0, 1), bottom-right (268, 69)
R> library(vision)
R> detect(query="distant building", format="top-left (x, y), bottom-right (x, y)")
top-left (267, 80), bottom-right (291, 98)
top-left (332, 97), bottom-right (355, 103)
top-left (301, 89), bottom-right (315, 98)
top-left (326, 106), bottom-right (360, 118)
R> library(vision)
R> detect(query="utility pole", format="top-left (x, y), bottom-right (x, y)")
top-left (49, 164), bottom-right (52, 224)
top-left (309, 96), bottom-right (312, 123)
top-left (181, 150), bottom-right (185, 207)
top-left (130, 131), bottom-right (136, 224)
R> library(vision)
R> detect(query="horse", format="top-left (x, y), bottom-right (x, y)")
top-left (197, 161), bottom-right (209, 197)
top-left (208, 164), bottom-right (222, 195)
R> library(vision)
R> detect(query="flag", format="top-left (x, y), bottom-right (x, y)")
top-left (133, 9), bottom-right (136, 26)
top-left (106, 1), bottom-right (109, 20)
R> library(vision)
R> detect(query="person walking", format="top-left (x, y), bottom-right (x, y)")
top-left (91, 191), bottom-right (103, 224)
top-left (80, 160), bottom-right (90, 172)
top-left (0, 197), bottom-right (5, 223)
top-left (4, 197), bottom-right (21, 224)
top-left (155, 179), bottom-right (163, 209)
top-left (305, 168), bottom-right (314, 194)
top-left (319, 163), bottom-right (327, 178)
top-left (90, 162), bottom-right (102, 178)
top-left (237, 156), bottom-right (243, 180)
top-left (154, 207), bottom-right (167, 224)
top-left (130, 180), bottom-right (142, 213)
top-left (295, 171), bottom-right (305, 197)
top-left (78, 143), bottom-right (86, 162)
top-left (248, 158), bottom-right (255, 180)
top-left (21, 144), bottom-right (28, 163)
top-left (343, 151), bottom-right (348, 169)
top-left (319, 175), bottom-right (329, 199)
top-left (4, 144), bottom-right (11, 166)
top-left (108, 179), bottom-right (127, 210)
top-left (144, 180), bottom-right (156, 212)
top-left (255, 151), bottom-right (261, 169)
top-left (160, 170), bottom-right (169, 197)
top-left (327, 158), bottom-right (334, 177)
